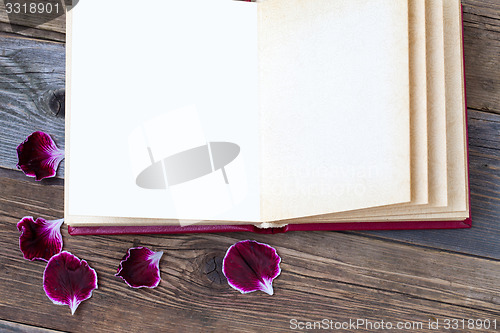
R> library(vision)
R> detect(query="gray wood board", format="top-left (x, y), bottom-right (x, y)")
top-left (0, 320), bottom-right (63, 333)
top-left (0, 34), bottom-right (65, 178)
top-left (0, 1), bottom-right (66, 42)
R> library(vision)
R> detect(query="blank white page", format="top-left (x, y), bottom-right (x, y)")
top-left (259, 0), bottom-right (411, 221)
top-left (67, 0), bottom-right (261, 224)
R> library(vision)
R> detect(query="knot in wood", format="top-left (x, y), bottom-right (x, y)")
top-left (42, 88), bottom-right (65, 117)
top-left (203, 256), bottom-right (226, 285)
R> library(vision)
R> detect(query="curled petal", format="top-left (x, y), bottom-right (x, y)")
top-left (115, 247), bottom-right (163, 288)
top-left (16, 131), bottom-right (65, 180)
top-left (17, 216), bottom-right (64, 261)
top-left (222, 240), bottom-right (281, 295)
top-left (43, 251), bottom-right (98, 315)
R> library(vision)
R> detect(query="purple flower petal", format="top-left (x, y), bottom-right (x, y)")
top-left (17, 216), bottom-right (64, 261)
top-left (16, 131), bottom-right (65, 180)
top-left (43, 251), bottom-right (98, 315)
top-left (115, 247), bottom-right (163, 288)
top-left (222, 240), bottom-right (281, 295)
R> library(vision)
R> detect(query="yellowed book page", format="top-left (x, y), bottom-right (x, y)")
top-left (293, 0), bottom-right (452, 221)
top-left (309, 0), bottom-right (429, 216)
top-left (409, 0), bottom-right (430, 205)
top-left (442, 0), bottom-right (467, 212)
top-left (280, 0), bottom-right (468, 223)
top-left (425, 0), bottom-right (448, 207)
top-left (259, 0), bottom-right (411, 222)
top-left (66, 0), bottom-right (262, 227)
top-left (266, 210), bottom-right (468, 227)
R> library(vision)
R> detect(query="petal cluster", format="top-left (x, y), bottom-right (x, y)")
top-left (116, 247), bottom-right (163, 288)
top-left (16, 131), bottom-right (65, 180)
top-left (222, 240), bottom-right (281, 295)
top-left (17, 217), bottom-right (64, 261)
top-left (43, 251), bottom-right (98, 315)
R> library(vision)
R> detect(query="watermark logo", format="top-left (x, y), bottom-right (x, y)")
top-left (4, 0), bottom-right (79, 32)
top-left (128, 105), bottom-right (247, 227)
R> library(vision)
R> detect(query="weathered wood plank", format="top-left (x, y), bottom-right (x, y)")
top-left (0, 22), bottom-right (65, 42)
top-left (462, 0), bottom-right (500, 113)
top-left (0, 320), bottom-right (63, 333)
top-left (468, 108), bottom-right (500, 148)
top-left (463, 0), bottom-right (500, 20)
top-left (462, 17), bottom-right (500, 114)
top-left (0, 34), bottom-right (65, 177)
top-left (0, 173), bottom-right (499, 332)
top-left (0, 1), bottom-right (66, 42)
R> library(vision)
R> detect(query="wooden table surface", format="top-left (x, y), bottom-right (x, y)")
top-left (0, 1), bottom-right (499, 332)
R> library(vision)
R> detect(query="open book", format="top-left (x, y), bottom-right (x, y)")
top-left (65, 0), bottom-right (470, 234)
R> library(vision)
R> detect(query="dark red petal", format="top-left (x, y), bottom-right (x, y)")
top-left (16, 131), bottom-right (64, 181)
top-left (43, 251), bottom-right (98, 315)
top-left (222, 240), bottom-right (281, 295)
top-left (115, 247), bottom-right (163, 288)
top-left (17, 216), bottom-right (64, 261)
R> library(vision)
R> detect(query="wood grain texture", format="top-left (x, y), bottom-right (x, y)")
top-left (0, 1), bottom-right (66, 42)
top-left (461, 0), bottom-right (500, 112)
top-left (0, 320), bottom-right (63, 333)
top-left (0, 173), bottom-right (498, 332)
top-left (0, 33), bottom-right (65, 177)
top-left (462, 16), bottom-right (500, 113)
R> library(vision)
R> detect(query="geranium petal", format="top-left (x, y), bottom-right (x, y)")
top-left (222, 240), bottom-right (281, 295)
top-left (43, 251), bottom-right (98, 315)
top-left (17, 216), bottom-right (64, 261)
top-left (16, 131), bottom-right (65, 180)
top-left (115, 247), bottom-right (163, 288)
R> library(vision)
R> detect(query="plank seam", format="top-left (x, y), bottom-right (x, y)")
top-left (342, 231), bottom-right (500, 261)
